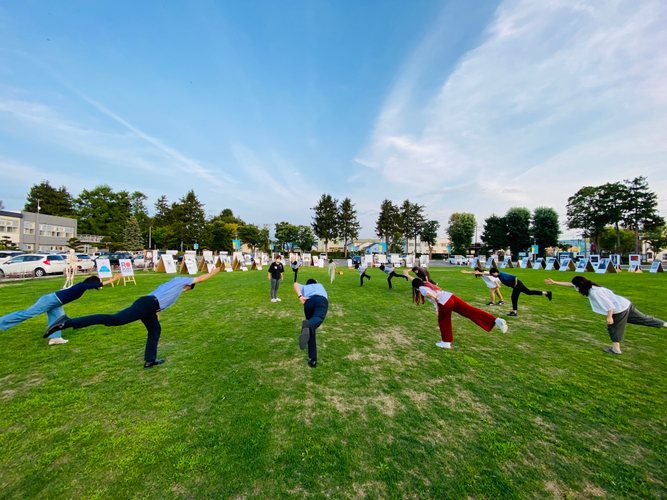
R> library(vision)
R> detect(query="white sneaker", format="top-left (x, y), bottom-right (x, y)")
top-left (275, 298), bottom-right (282, 302)
top-left (435, 341), bottom-right (452, 349)
top-left (48, 338), bottom-right (69, 345)
top-left (271, 298), bottom-right (277, 302)
top-left (495, 318), bottom-right (508, 333)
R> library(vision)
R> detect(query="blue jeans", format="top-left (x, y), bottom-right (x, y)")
top-left (304, 295), bottom-right (328, 361)
top-left (0, 293), bottom-right (65, 338)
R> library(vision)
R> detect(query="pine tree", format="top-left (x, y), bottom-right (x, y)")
top-left (338, 198), bottom-right (361, 257)
top-left (311, 194), bottom-right (339, 255)
top-left (123, 217), bottom-right (144, 251)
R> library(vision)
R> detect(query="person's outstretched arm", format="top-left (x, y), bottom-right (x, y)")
top-left (293, 282), bottom-right (309, 304)
top-left (193, 266), bottom-right (221, 284)
top-left (461, 270), bottom-right (488, 276)
top-left (544, 278), bottom-right (573, 287)
top-left (402, 269), bottom-right (415, 280)
top-left (101, 273), bottom-right (123, 286)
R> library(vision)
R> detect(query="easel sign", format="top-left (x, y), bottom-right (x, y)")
top-left (500, 257), bottom-right (513, 269)
top-left (628, 254), bottom-right (642, 272)
top-left (199, 251), bottom-right (215, 272)
top-left (610, 254), bottom-right (621, 269)
top-left (519, 257), bottom-right (532, 269)
top-left (390, 254), bottom-right (400, 265)
top-left (559, 258), bottom-right (576, 271)
top-left (470, 257), bottom-right (479, 269)
top-left (364, 254), bottom-right (373, 264)
top-left (419, 255), bottom-right (429, 267)
top-left (596, 258), bottom-right (617, 274)
top-left (650, 261), bottom-right (664, 273)
top-left (347, 259), bottom-right (353, 268)
top-left (533, 257), bottom-right (544, 270)
top-left (118, 259), bottom-right (137, 285)
top-left (96, 258), bottom-right (113, 279)
top-left (485, 257), bottom-right (496, 269)
top-left (223, 256), bottom-right (233, 273)
top-left (318, 258), bottom-right (324, 268)
top-left (303, 253), bottom-right (312, 266)
top-left (252, 259), bottom-right (263, 270)
top-left (589, 255), bottom-right (600, 270)
top-left (377, 254), bottom-right (387, 264)
top-left (155, 254), bottom-right (178, 274)
top-left (180, 256), bottom-right (198, 275)
top-left (544, 257), bottom-right (559, 271)
top-left (575, 258), bottom-right (595, 272)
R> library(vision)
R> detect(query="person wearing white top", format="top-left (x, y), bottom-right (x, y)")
top-left (379, 263), bottom-right (408, 290)
top-left (355, 262), bottom-right (371, 287)
top-left (461, 270), bottom-right (505, 306)
top-left (545, 276), bottom-right (666, 354)
top-left (404, 271), bottom-right (508, 349)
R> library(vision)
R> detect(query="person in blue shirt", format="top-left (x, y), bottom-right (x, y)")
top-left (0, 274), bottom-right (121, 345)
top-left (465, 267), bottom-right (551, 316)
top-left (293, 278), bottom-right (328, 368)
top-left (43, 267), bottom-right (220, 368)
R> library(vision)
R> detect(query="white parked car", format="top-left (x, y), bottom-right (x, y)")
top-left (0, 251), bottom-right (23, 265)
top-left (0, 254), bottom-right (67, 278)
top-left (75, 253), bottom-right (95, 272)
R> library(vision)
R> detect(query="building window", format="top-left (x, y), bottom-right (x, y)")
top-left (22, 244), bottom-right (34, 251)
top-left (0, 218), bottom-right (19, 233)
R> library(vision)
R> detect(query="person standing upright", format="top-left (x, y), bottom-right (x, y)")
top-left (268, 255), bottom-right (285, 302)
top-left (328, 259), bottom-right (337, 284)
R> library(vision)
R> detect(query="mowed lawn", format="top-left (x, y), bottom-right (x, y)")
top-left (1, 266), bottom-right (666, 500)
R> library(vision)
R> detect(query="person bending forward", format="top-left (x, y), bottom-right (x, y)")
top-left (295, 279), bottom-right (329, 368)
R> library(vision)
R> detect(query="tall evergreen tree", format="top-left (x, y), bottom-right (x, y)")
top-left (375, 199), bottom-right (401, 252)
top-left (294, 225), bottom-right (317, 253)
top-left (420, 220), bottom-right (440, 256)
top-left (622, 176), bottom-right (664, 253)
top-left (338, 198), bottom-right (361, 257)
top-left (505, 207), bottom-right (532, 258)
top-left (153, 195), bottom-right (172, 227)
top-left (171, 190), bottom-right (206, 248)
top-left (481, 215), bottom-right (507, 253)
top-left (446, 213), bottom-right (476, 255)
top-left (598, 182), bottom-right (630, 253)
top-left (400, 200), bottom-right (426, 254)
top-left (123, 217), bottom-right (144, 251)
top-left (311, 194), bottom-right (339, 255)
top-left (530, 207), bottom-right (560, 257)
top-left (566, 186), bottom-right (608, 248)
top-left (24, 180), bottom-right (74, 216)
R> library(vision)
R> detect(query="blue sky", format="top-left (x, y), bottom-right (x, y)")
top-left (1, 0), bottom-right (665, 239)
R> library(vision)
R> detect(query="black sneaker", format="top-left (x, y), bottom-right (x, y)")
top-left (486, 302), bottom-right (496, 306)
top-left (507, 311), bottom-right (518, 317)
top-left (299, 320), bottom-right (311, 350)
top-left (308, 358), bottom-right (317, 368)
top-left (546, 291), bottom-right (553, 301)
top-left (498, 301), bottom-right (505, 305)
top-left (143, 359), bottom-right (166, 369)
top-left (43, 315), bottom-right (71, 338)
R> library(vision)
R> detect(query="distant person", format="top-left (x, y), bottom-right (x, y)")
top-left (545, 276), bottom-right (667, 355)
top-left (379, 263), bottom-right (408, 290)
top-left (294, 278), bottom-right (329, 368)
top-left (291, 260), bottom-right (301, 283)
top-left (328, 259), bottom-right (337, 284)
top-left (43, 268), bottom-right (220, 368)
top-left (461, 270), bottom-right (505, 306)
top-left (355, 261), bottom-right (371, 287)
top-left (409, 265), bottom-right (437, 286)
top-left (268, 255), bottom-right (285, 302)
top-left (0, 275), bottom-right (121, 345)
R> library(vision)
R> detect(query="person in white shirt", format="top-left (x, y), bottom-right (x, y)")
top-left (355, 262), bottom-right (371, 287)
top-left (545, 277), bottom-right (666, 354)
top-left (404, 272), bottom-right (508, 349)
top-left (461, 270), bottom-right (505, 306)
top-left (379, 263), bottom-right (408, 290)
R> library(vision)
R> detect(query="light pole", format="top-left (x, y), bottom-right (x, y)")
top-left (34, 199), bottom-right (41, 253)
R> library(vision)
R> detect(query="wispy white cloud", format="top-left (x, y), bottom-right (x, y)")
top-left (355, 0), bottom-right (667, 237)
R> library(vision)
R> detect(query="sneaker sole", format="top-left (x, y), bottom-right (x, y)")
top-left (299, 321), bottom-right (311, 350)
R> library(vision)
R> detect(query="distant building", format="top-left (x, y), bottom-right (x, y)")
top-left (0, 210), bottom-right (79, 252)
top-left (405, 237), bottom-right (451, 255)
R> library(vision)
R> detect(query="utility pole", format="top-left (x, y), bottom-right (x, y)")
top-left (34, 199), bottom-right (41, 253)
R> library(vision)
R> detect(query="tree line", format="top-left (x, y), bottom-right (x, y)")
top-left (374, 199), bottom-right (440, 255)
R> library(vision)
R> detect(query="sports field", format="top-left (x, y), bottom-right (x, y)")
top-left (1, 267), bottom-right (666, 499)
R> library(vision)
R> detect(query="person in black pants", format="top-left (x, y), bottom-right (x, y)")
top-left (294, 279), bottom-right (329, 368)
top-left (379, 264), bottom-right (408, 290)
top-left (291, 260), bottom-right (301, 283)
top-left (409, 265), bottom-right (437, 286)
top-left (44, 268), bottom-right (220, 368)
top-left (485, 267), bottom-right (551, 316)
top-left (355, 262), bottom-right (371, 286)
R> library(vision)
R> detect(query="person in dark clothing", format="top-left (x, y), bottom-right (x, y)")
top-left (268, 255), bottom-right (285, 302)
top-left (291, 260), bottom-right (301, 283)
top-left (468, 267), bottom-right (551, 316)
top-left (379, 264), bottom-right (408, 290)
top-left (410, 265), bottom-right (437, 285)
top-left (43, 268), bottom-right (220, 368)
top-left (0, 275), bottom-right (121, 345)
top-left (294, 278), bottom-right (328, 367)
top-left (355, 261), bottom-right (371, 286)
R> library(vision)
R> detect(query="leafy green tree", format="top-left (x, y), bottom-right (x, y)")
top-left (622, 176), bottom-right (664, 253)
top-left (237, 224), bottom-right (262, 253)
top-left (481, 215), bottom-right (507, 253)
top-left (598, 182), bottom-right (630, 253)
top-left (122, 217), bottom-right (144, 251)
top-left (24, 180), bottom-right (74, 216)
top-left (311, 194), bottom-right (339, 255)
top-left (0, 236), bottom-right (17, 250)
top-left (400, 200), bottom-right (426, 255)
top-left (74, 185), bottom-right (131, 242)
top-left (257, 226), bottom-right (271, 253)
top-left (599, 227), bottom-right (635, 254)
top-left (566, 186), bottom-right (608, 248)
top-left (505, 207), bottom-right (532, 258)
top-left (531, 207), bottom-right (560, 257)
top-left (446, 213), bottom-right (476, 255)
top-left (274, 221), bottom-right (299, 253)
top-left (206, 221), bottom-right (234, 253)
top-left (642, 224), bottom-right (667, 256)
top-left (294, 225), bottom-right (317, 253)
top-left (338, 198), bottom-right (361, 257)
top-left (375, 199), bottom-right (401, 252)
top-left (171, 190), bottom-right (206, 248)
top-left (129, 191), bottom-right (150, 243)
top-left (67, 237), bottom-right (83, 251)
top-left (420, 220), bottom-right (440, 256)
top-left (215, 208), bottom-right (246, 226)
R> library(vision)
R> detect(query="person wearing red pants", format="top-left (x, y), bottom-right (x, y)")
top-left (405, 274), bottom-right (508, 348)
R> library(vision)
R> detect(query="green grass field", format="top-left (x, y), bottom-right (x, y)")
top-left (1, 266), bottom-right (666, 499)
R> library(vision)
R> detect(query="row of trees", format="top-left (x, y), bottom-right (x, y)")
top-left (566, 176), bottom-right (664, 254)
top-left (374, 199), bottom-right (440, 255)
top-left (310, 195), bottom-right (361, 256)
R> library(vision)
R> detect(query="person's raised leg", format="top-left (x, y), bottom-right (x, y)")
top-left (626, 305), bottom-right (667, 329)
top-left (0, 293), bottom-right (62, 332)
top-left (451, 295), bottom-right (497, 332)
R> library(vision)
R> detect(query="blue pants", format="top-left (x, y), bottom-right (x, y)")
top-left (304, 295), bottom-right (328, 361)
top-left (0, 293), bottom-right (65, 338)
top-left (71, 296), bottom-right (161, 362)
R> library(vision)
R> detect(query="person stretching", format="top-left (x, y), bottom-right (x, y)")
top-left (328, 259), bottom-right (337, 284)
top-left (466, 268), bottom-right (551, 316)
top-left (0, 275), bottom-right (121, 345)
top-left (405, 273), bottom-right (508, 348)
top-left (461, 270), bottom-right (505, 306)
top-left (295, 279), bottom-right (329, 368)
top-left (291, 260), bottom-right (301, 283)
top-left (545, 277), bottom-right (667, 355)
top-left (268, 255), bottom-right (284, 302)
top-left (379, 263), bottom-right (408, 290)
top-left (355, 262), bottom-right (371, 286)
top-left (43, 267), bottom-right (220, 368)
top-left (409, 265), bottom-right (437, 286)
